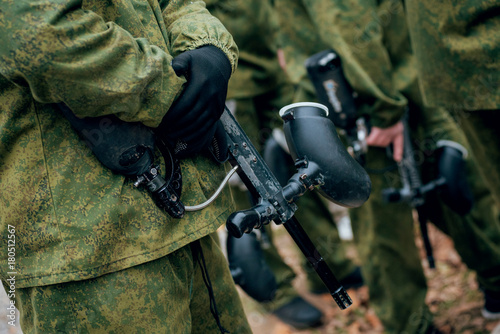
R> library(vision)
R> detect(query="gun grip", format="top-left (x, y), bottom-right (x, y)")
top-left (226, 209), bottom-right (262, 238)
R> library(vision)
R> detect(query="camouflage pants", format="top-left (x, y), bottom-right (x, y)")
top-left (351, 105), bottom-right (500, 334)
top-left (458, 110), bottom-right (500, 210)
top-left (10, 234), bottom-right (252, 334)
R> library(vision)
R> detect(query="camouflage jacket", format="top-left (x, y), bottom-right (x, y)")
top-left (0, 0), bottom-right (237, 288)
top-left (275, 0), bottom-right (418, 128)
top-left (406, 0), bottom-right (500, 111)
top-left (206, 0), bottom-right (285, 99)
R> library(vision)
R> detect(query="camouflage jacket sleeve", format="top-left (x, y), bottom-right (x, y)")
top-left (165, 0), bottom-right (238, 72)
top-left (302, 0), bottom-right (413, 128)
top-left (0, 0), bottom-right (237, 128)
top-left (275, 0), bottom-right (329, 86)
top-left (406, 0), bottom-right (500, 110)
top-left (0, 0), bottom-right (237, 288)
top-left (207, 0), bottom-right (283, 99)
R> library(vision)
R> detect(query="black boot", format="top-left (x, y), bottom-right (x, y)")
top-left (272, 296), bottom-right (323, 329)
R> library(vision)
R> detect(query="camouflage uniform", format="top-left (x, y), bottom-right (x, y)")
top-left (0, 0), bottom-right (251, 332)
top-left (405, 0), bottom-right (500, 209)
top-left (275, 0), bottom-right (500, 332)
top-left (11, 234), bottom-right (250, 333)
top-left (206, 0), bottom-right (358, 313)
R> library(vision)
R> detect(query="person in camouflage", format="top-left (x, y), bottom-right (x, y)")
top-left (205, 0), bottom-right (363, 329)
top-left (274, 0), bottom-right (500, 332)
top-left (405, 0), bottom-right (500, 320)
top-left (0, 0), bottom-right (252, 332)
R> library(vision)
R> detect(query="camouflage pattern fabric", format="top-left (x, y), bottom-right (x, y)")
top-left (276, 0), bottom-right (414, 129)
top-left (348, 146), bottom-right (434, 333)
top-left (350, 103), bottom-right (500, 333)
top-left (459, 111), bottom-right (500, 208)
top-left (293, 79), bottom-right (436, 333)
top-left (405, 0), bottom-right (500, 111)
top-left (413, 107), bottom-right (500, 298)
top-left (208, 0), bottom-right (299, 312)
top-left (206, 0), bottom-right (285, 100)
top-left (208, 0), bottom-right (359, 311)
top-left (405, 0), bottom-right (500, 210)
top-left (8, 234), bottom-right (252, 334)
top-left (0, 0), bottom-right (238, 289)
top-left (275, 0), bottom-right (500, 332)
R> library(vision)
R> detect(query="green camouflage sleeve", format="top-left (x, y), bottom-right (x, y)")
top-left (406, 0), bottom-right (500, 110)
top-left (276, 0), bottom-right (412, 128)
top-left (165, 0), bottom-right (239, 73)
top-left (0, 0), bottom-right (238, 289)
top-left (275, 0), bottom-right (328, 86)
top-left (0, 0), bottom-right (237, 128)
top-left (0, 0), bottom-right (184, 127)
top-left (303, 0), bottom-right (411, 128)
top-left (206, 0), bottom-right (284, 99)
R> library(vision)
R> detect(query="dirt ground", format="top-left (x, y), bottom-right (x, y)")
top-left (237, 217), bottom-right (500, 334)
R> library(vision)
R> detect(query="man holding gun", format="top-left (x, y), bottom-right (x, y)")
top-left (0, 1), bottom-right (252, 332)
top-left (274, 0), bottom-right (500, 332)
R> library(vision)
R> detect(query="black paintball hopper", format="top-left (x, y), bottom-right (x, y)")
top-left (280, 102), bottom-right (371, 208)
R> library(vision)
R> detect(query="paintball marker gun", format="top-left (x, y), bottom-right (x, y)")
top-left (59, 102), bottom-right (372, 310)
top-left (222, 102), bottom-right (371, 308)
top-left (59, 104), bottom-right (185, 219)
top-left (305, 49), bottom-right (473, 268)
top-left (381, 111), bottom-right (473, 268)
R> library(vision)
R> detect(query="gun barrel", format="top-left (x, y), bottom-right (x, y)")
top-left (284, 216), bottom-right (352, 309)
top-left (220, 107), bottom-right (353, 309)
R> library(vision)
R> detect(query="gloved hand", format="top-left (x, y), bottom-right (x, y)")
top-left (156, 45), bottom-right (232, 158)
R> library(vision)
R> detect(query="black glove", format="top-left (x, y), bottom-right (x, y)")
top-left (156, 45), bottom-right (232, 158)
